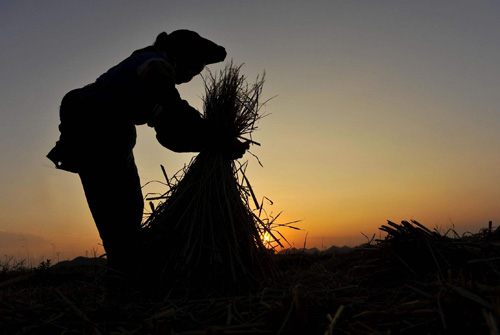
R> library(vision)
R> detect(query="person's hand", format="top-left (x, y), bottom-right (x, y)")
top-left (222, 138), bottom-right (250, 160)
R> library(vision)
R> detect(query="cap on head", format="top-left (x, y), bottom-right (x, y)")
top-left (154, 30), bottom-right (226, 65)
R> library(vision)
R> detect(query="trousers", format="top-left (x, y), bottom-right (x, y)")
top-left (78, 152), bottom-right (144, 274)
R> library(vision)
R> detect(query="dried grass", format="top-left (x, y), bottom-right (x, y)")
top-left (1, 220), bottom-right (499, 334)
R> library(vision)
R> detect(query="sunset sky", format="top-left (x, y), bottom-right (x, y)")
top-left (1, 1), bottom-right (499, 263)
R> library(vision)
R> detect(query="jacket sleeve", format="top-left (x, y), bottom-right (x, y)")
top-left (138, 60), bottom-right (209, 152)
top-left (152, 100), bottom-right (209, 153)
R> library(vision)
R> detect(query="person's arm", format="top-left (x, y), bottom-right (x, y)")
top-left (151, 100), bottom-right (208, 153)
top-left (138, 60), bottom-right (209, 152)
top-left (138, 59), bottom-right (249, 158)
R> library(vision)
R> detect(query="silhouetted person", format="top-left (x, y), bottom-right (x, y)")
top-left (47, 30), bottom-right (248, 276)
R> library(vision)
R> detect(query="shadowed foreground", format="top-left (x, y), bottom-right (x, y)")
top-left (1, 221), bottom-right (499, 334)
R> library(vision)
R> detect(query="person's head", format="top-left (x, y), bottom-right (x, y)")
top-left (154, 30), bottom-right (226, 84)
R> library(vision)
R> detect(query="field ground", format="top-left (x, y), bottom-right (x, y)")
top-left (1, 221), bottom-right (499, 334)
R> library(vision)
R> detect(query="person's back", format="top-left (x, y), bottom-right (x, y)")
top-left (92, 45), bottom-right (172, 124)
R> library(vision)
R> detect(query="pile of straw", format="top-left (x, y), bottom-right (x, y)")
top-left (142, 64), bottom-right (275, 296)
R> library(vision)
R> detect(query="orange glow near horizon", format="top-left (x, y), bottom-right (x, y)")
top-left (1, 2), bottom-right (500, 262)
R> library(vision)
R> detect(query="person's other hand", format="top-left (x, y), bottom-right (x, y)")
top-left (222, 138), bottom-right (250, 160)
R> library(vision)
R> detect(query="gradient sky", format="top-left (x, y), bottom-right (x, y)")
top-left (1, 1), bottom-right (500, 262)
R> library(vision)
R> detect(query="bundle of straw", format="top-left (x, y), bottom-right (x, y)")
top-left (142, 64), bottom-right (275, 296)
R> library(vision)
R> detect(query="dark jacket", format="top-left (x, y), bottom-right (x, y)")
top-left (47, 46), bottom-right (207, 173)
